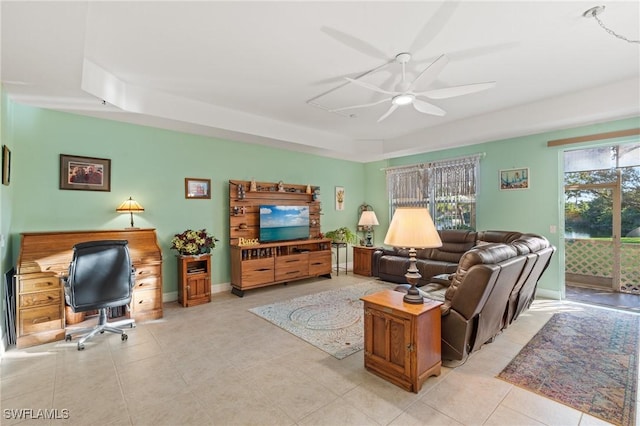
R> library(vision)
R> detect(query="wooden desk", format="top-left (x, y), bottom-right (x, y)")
top-left (16, 229), bottom-right (163, 348)
top-left (361, 289), bottom-right (442, 393)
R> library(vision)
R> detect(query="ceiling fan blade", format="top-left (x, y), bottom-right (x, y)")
top-left (377, 104), bottom-right (398, 122)
top-left (409, 1), bottom-right (460, 55)
top-left (408, 54), bottom-right (449, 92)
top-left (345, 77), bottom-right (396, 95)
top-left (329, 98), bottom-right (392, 112)
top-left (418, 82), bottom-right (496, 99)
top-left (413, 99), bottom-right (446, 116)
top-left (321, 26), bottom-right (389, 61)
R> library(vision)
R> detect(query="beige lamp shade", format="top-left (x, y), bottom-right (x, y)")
top-left (116, 197), bottom-right (144, 213)
top-left (384, 207), bottom-right (442, 249)
top-left (358, 210), bottom-right (379, 227)
top-left (116, 197), bottom-right (144, 228)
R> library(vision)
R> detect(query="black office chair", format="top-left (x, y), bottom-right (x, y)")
top-left (63, 240), bottom-right (136, 350)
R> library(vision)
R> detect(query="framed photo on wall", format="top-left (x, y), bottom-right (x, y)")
top-left (185, 178), bottom-right (211, 199)
top-left (335, 186), bottom-right (345, 210)
top-left (59, 154), bottom-right (111, 191)
top-left (2, 145), bottom-right (11, 186)
top-left (500, 167), bottom-right (529, 190)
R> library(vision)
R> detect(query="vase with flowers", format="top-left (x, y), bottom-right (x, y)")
top-left (171, 229), bottom-right (219, 256)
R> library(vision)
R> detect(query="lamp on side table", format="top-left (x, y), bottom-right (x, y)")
top-left (358, 210), bottom-right (379, 247)
top-left (383, 207), bottom-right (442, 304)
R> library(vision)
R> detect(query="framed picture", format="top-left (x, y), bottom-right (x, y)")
top-left (185, 178), bottom-right (211, 199)
top-left (335, 186), bottom-right (345, 210)
top-left (2, 145), bottom-right (11, 186)
top-left (59, 154), bottom-right (111, 191)
top-left (500, 167), bottom-right (529, 190)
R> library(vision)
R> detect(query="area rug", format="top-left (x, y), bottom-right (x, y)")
top-left (498, 307), bottom-right (640, 426)
top-left (249, 281), bottom-right (389, 359)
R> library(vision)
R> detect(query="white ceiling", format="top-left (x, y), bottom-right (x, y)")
top-left (2, 1), bottom-right (639, 162)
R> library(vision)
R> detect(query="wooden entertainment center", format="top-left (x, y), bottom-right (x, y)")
top-left (229, 179), bottom-right (332, 296)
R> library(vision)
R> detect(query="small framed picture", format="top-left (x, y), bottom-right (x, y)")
top-left (2, 145), bottom-right (11, 186)
top-left (185, 178), bottom-right (211, 199)
top-left (335, 186), bottom-right (345, 210)
top-left (60, 154), bottom-right (111, 191)
top-left (500, 168), bottom-right (529, 190)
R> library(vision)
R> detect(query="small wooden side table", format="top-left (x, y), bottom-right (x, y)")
top-left (353, 246), bottom-right (378, 276)
top-left (361, 289), bottom-right (442, 393)
top-left (177, 254), bottom-right (211, 307)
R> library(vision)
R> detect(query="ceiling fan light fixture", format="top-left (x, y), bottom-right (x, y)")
top-left (392, 94), bottom-right (414, 106)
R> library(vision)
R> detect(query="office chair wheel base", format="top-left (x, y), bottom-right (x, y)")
top-left (121, 334), bottom-right (128, 341)
top-left (77, 343), bottom-right (85, 351)
top-left (65, 335), bottom-right (72, 342)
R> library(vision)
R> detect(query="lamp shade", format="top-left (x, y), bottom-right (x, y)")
top-left (384, 207), bottom-right (442, 249)
top-left (358, 210), bottom-right (379, 227)
top-left (116, 197), bottom-right (144, 228)
top-left (116, 197), bottom-right (144, 213)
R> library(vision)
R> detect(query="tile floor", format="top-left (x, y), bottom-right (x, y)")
top-left (0, 274), bottom-right (634, 425)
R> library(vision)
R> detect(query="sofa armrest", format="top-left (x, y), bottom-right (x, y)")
top-left (372, 248), bottom-right (395, 276)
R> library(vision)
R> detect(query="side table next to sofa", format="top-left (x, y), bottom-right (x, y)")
top-left (361, 289), bottom-right (442, 393)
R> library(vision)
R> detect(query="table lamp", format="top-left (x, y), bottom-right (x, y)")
top-left (116, 196), bottom-right (144, 228)
top-left (358, 210), bottom-right (379, 247)
top-left (384, 207), bottom-right (442, 304)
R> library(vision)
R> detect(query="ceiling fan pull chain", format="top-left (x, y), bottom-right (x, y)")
top-left (583, 6), bottom-right (639, 44)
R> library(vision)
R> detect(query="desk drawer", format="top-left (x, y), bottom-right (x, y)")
top-left (132, 288), bottom-right (162, 313)
top-left (19, 305), bottom-right (64, 335)
top-left (134, 264), bottom-right (161, 279)
top-left (19, 276), bottom-right (59, 293)
top-left (134, 274), bottom-right (161, 291)
top-left (19, 289), bottom-right (61, 308)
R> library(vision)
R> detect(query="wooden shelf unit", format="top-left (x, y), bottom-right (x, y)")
top-left (229, 180), bottom-right (330, 296)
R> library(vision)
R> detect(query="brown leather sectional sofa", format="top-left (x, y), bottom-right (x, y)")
top-left (373, 230), bottom-right (555, 360)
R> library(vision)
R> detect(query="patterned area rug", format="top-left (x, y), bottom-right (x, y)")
top-left (249, 281), bottom-right (389, 359)
top-left (498, 307), bottom-right (640, 426)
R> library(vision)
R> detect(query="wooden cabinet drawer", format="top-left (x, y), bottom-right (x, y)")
top-left (132, 288), bottom-right (162, 313)
top-left (19, 275), bottom-right (59, 293)
top-left (19, 289), bottom-right (62, 308)
top-left (241, 258), bottom-right (275, 286)
top-left (19, 304), bottom-right (64, 335)
top-left (134, 264), bottom-right (161, 279)
top-left (134, 273), bottom-right (161, 291)
top-left (309, 251), bottom-right (331, 275)
top-left (275, 254), bottom-right (309, 281)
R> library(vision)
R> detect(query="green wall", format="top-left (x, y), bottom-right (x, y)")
top-left (2, 91), bottom-right (638, 341)
top-left (2, 99), bottom-right (368, 300)
top-left (366, 116), bottom-right (640, 296)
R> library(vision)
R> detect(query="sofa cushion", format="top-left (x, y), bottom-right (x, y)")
top-left (476, 230), bottom-right (523, 245)
top-left (444, 243), bottom-right (518, 304)
top-left (428, 230), bottom-right (477, 263)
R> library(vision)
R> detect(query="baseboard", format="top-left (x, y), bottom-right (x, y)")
top-left (163, 282), bottom-right (231, 303)
top-left (536, 288), bottom-right (562, 300)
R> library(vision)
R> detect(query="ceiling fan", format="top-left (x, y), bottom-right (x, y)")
top-left (331, 53), bottom-right (496, 122)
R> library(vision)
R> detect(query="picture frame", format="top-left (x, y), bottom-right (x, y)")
top-left (335, 186), bottom-right (345, 210)
top-left (185, 178), bottom-right (211, 199)
top-left (500, 167), bottom-right (530, 190)
top-left (2, 145), bottom-right (11, 186)
top-left (59, 154), bottom-right (111, 191)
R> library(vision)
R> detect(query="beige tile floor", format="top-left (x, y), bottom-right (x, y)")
top-left (0, 273), bottom-right (633, 426)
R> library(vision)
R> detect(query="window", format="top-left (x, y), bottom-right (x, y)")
top-left (386, 154), bottom-right (481, 230)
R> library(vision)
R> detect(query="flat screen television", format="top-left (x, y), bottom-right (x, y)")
top-left (259, 205), bottom-right (310, 243)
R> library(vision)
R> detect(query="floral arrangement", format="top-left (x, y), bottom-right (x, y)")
top-left (171, 229), bottom-right (218, 256)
